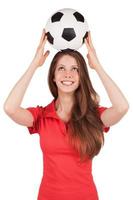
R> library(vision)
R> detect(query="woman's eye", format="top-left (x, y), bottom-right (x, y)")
top-left (73, 67), bottom-right (79, 72)
top-left (58, 67), bottom-right (64, 71)
top-left (58, 67), bottom-right (79, 72)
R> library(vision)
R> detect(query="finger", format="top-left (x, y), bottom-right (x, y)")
top-left (89, 31), bottom-right (95, 49)
top-left (39, 29), bottom-right (46, 46)
top-left (85, 38), bottom-right (91, 51)
top-left (86, 31), bottom-right (90, 43)
top-left (41, 35), bottom-right (47, 49)
top-left (86, 33), bottom-right (92, 50)
top-left (43, 50), bottom-right (50, 60)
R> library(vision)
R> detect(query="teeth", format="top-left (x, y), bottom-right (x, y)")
top-left (61, 81), bottom-right (74, 85)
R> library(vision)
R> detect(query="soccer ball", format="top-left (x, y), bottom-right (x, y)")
top-left (45, 8), bottom-right (89, 50)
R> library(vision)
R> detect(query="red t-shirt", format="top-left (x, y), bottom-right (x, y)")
top-left (26, 99), bottom-right (110, 200)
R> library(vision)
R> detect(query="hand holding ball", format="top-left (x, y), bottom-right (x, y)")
top-left (45, 8), bottom-right (89, 50)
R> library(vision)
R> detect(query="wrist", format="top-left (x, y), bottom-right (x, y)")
top-left (29, 61), bottom-right (39, 70)
top-left (94, 63), bottom-right (103, 72)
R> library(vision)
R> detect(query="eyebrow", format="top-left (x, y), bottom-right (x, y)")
top-left (57, 64), bottom-right (79, 68)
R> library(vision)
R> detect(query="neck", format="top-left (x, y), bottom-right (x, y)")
top-left (55, 94), bottom-right (75, 113)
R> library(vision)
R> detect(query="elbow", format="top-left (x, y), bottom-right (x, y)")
top-left (124, 104), bottom-right (129, 114)
top-left (117, 103), bottom-right (129, 114)
top-left (122, 102), bottom-right (129, 113)
top-left (3, 103), bottom-right (14, 115)
top-left (3, 103), bottom-right (9, 114)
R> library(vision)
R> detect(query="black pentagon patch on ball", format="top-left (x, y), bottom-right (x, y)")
top-left (73, 12), bottom-right (84, 22)
top-left (62, 28), bottom-right (76, 41)
top-left (46, 32), bottom-right (54, 44)
top-left (51, 12), bottom-right (63, 22)
top-left (82, 31), bottom-right (88, 43)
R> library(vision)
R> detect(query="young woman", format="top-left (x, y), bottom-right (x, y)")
top-left (4, 29), bottom-right (129, 200)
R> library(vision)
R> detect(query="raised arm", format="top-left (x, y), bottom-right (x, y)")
top-left (3, 29), bottom-right (50, 127)
top-left (85, 31), bottom-right (129, 127)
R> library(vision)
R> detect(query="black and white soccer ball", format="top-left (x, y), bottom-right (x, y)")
top-left (45, 8), bottom-right (89, 50)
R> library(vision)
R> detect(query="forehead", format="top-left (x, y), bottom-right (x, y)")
top-left (56, 55), bottom-right (78, 66)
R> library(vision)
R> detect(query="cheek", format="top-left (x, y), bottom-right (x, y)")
top-left (76, 74), bottom-right (80, 82)
top-left (53, 73), bottom-right (62, 83)
top-left (54, 71), bottom-right (63, 80)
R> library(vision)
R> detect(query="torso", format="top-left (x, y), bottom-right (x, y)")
top-left (27, 99), bottom-right (100, 200)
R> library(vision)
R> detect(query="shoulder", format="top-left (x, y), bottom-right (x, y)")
top-left (97, 106), bottom-right (108, 116)
top-left (27, 99), bottom-right (57, 119)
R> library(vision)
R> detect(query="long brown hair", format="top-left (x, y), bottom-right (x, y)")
top-left (48, 49), bottom-right (104, 162)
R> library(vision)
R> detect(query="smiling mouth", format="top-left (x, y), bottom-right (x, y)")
top-left (61, 81), bottom-right (74, 86)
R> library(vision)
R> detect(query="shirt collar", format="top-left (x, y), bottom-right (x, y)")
top-left (43, 98), bottom-right (59, 119)
top-left (44, 99), bottom-right (71, 128)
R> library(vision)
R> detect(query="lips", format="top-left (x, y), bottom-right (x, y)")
top-left (61, 81), bottom-right (74, 86)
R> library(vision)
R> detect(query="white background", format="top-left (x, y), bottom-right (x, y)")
top-left (0, 0), bottom-right (133, 199)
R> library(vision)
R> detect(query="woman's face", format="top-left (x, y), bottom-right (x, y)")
top-left (53, 55), bottom-right (80, 94)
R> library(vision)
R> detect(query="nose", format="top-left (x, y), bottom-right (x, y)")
top-left (64, 71), bottom-right (73, 78)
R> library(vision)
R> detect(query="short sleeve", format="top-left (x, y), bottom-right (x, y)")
top-left (98, 106), bottom-right (110, 133)
top-left (26, 106), bottom-right (42, 134)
